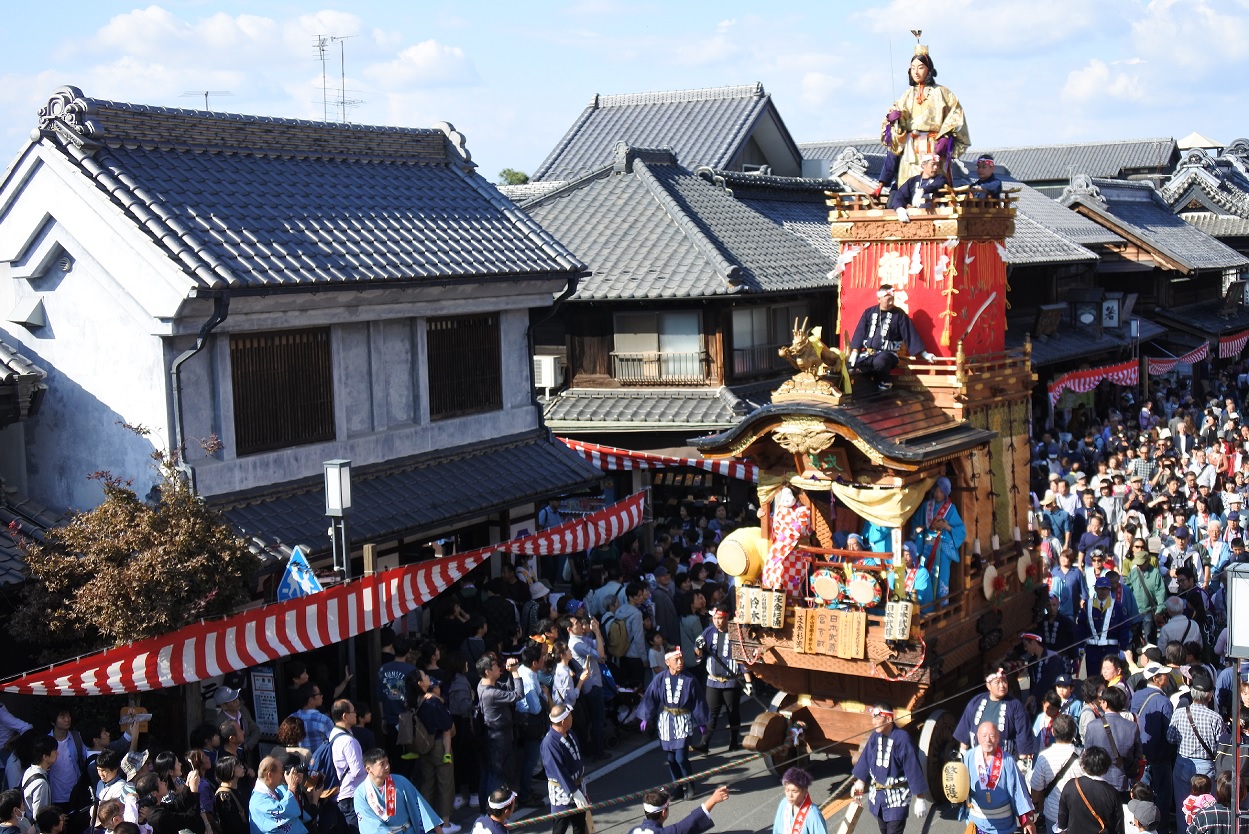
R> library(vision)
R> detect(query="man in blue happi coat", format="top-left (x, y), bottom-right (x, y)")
top-left (622, 785), bottom-right (730, 834)
top-left (639, 650), bottom-right (709, 801)
top-left (955, 668), bottom-right (1035, 764)
top-left (851, 703), bottom-right (931, 834)
top-left (960, 722), bottom-right (1035, 834)
top-left (541, 704), bottom-right (587, 834)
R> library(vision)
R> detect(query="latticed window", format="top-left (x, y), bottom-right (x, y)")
top-left (230, 328), bottom-right (335, 455)
top-left (427, 314), bottom-right (502, 419)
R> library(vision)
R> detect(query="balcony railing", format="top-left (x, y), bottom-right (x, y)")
top-left (611, 351), bottom-right (709, 385)
top-left (732, 344), bottom-right (788, 377)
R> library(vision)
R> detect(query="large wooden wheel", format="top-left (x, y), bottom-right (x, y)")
top-left (916, 709), bottom-right (959, 804)
top-left (760, 691), bottom-right (805, 777)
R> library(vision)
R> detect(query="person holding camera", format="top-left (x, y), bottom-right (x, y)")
top-left (692, 602), bottom-right (751, 755)
top-left (250, 756), bottom-right (308, 834)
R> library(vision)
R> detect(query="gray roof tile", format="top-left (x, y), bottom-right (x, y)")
top-left (533, 83), bottom-right (793, 182)
top-left (1151, 298), bottom-right (1249, 336)
top-left (544, 385), bottom-right (772, 432)
top-left (0, 488), bottom-right (64, 587)
top-left (963, 138), bottom-right (1179, 183)
top-left (518, 149), bottom-right (836, 300)
top-left (1007, 316), bottom-right (1165, 367)
top-left (1059, 177), bottom-right (1249, 272)
top-left (35, 87), bottom-right (584, 291)
top-left (214, 431), bottom-right (601, 555)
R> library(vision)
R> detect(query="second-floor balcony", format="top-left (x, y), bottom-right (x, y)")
top-left (731, 344), bottom-right (790, 377)
top-left (611, 351), bottom-right (709, 385)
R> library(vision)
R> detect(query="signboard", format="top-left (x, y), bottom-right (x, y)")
top-left (276, 546), bottom-right (323, 602)
top-left (250, 666), bottom-right (279, 738)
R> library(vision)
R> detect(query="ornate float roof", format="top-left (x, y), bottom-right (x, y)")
top-left (691, 389), bottom-right (996, 471)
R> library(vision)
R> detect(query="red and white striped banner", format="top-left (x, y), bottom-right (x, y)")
top-left (559, 437), bottom-right (758, 483)
top-left (0, 493), bottom-right (649, 696)
top-left (1147, 342), bottom-right (1210, 375)
top-left (1220, 329), bottom-right (1249, 359)
top-left (507, 491), bottom-right (647, 556)
top-left (1047, 359), bottom-right (1139, 405)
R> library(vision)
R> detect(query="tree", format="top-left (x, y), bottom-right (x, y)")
top-left (10, 449), bottom-right (259, 655)
top-left (498, 168), bottom-right (530, 185)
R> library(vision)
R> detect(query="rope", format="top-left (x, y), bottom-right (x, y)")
top-left (508, 598), bottom-right (1165, 830)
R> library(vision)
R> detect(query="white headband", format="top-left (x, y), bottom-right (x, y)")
top-left (985, 668), bottom-right (1007, 683)
top-left (488, 791), bottom-right (517, 811)
top-left (643, 799), bottom-right (670, 814)
top-left (665, 649), bottom-right (683, 661)
top-left (550, 705), bottom-right (573, 723)
top-left (877, 288), bottom-right (893, 298)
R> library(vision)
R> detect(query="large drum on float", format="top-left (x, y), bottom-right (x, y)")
top-left (718, 527), bottom-right (766, 583)
top-left (811, 568), bottom-right (845, 604)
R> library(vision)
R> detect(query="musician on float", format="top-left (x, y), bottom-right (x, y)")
top-left (847, 285), bottom-right (935, 392)
top-left (638, 649), bottom-right (709, 801)
top-left (851, 703), bottom-right (931, 834)
top-left (954, 668), bottom-right (1035, 765)
top-left (959, 722), bottom-right (1036, 834)
top-left (874, 36), bottom-right (969, 195)
top-left (888, 541), bottom-right (934, 614)
top-left (908, 477), bottom-right (965, 603)
top-left (969, 154), bottom-right (1003, 199)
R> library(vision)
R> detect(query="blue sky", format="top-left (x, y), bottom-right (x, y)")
top-left (1, 1), bottom-right (1246, 180)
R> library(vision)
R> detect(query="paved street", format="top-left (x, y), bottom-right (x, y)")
top-left (454, 699), bottom-right (976, 834)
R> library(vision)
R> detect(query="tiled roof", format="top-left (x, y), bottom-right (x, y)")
top-left (0, 338), bottom-right (48, 425)
top-left (516, 147), bottom-right (837, 300)
top-left (1059, 176), bottom-right (1249, 272)
top-left (0, 488), bottom-right (64, 587)
top-left (214, 430), bottom-right (601, 556)
top-left (1151, 298), bottom-right (1249, 337)
top-left (533, 83), bottom-right (798, 182)
top-left (1007, 179), bottom-right (1124, 247)
top-left (544, 385), bottom-right (775, 432)
top-left (32, 86), bottom-right (583, 291)
top-left (1181, 213), bottom-right (1249, 237)
top-left (963, 138), bottom-right (1178, 183)
top-left (1162, 146), bottom-right (1249, 240)
top-left (711, 171), bottom-right (843, 260)
top-left (799, 139), bottom-right (886, 169)
top-left (0, 340), bottom-right (45, 384)
top-left (1007, 316), bottom-right (1166, 367)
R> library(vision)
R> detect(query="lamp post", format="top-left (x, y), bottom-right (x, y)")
top-left (1225, 562), bottom-right (1249, 828)
top-left (324, 459), bottom-right (355, 696)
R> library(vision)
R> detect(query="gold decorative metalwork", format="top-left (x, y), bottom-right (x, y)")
top-left (772, 416), bottom-right (838, 455)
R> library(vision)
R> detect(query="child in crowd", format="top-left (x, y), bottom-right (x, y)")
top-left (646, 630), bottom-right (665, 685)
top-left (1182, 773), bottom-right (1216, 825)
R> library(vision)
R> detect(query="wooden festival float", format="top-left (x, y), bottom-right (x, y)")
top-left (693, 184), bottom-right (1044, 792)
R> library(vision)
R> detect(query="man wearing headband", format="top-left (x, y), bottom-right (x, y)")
top-left (353, 749), bottom-right (443, 834)
top-left (954, 668), bottom-right (1034, 767)
top-left (638, 649), bottom-right (709, 801)
top-left (960, 723), bottom-right (1035, 834)
top-left (692, 603), bottom-right (751, 755)
top-left (847, 285), bottom-right (935, 391)
top-left (473, 787), bottom-right (516, 834)
top-left (851, 703), bottom-right (931, 832)
top-left (771, 767), bottom-right (826, 834)
top-left (908, 476), bottom-right (964, 604)
top-left (1018, 633), bottom-right (1065, 716)
top-left (886, 153), bottom-right (948, 222)
top-left (969, 153), bottom-right (1002, 199)
top-left (541, 704), bottom-right (588, 834)
top-left (625, 785), bottom-right (730, 834)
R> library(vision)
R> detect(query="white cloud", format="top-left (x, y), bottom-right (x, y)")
top-left (1061, 58), bottom-right (1145, 104)
top-left (855, 0), bottom-right (1105, 52)
top-left (1132, 0), bottom-right (1249, 72)
top-left (365, 39), bottom-right (479, 87)
top-left (798, 72), bottom-right (844, 109)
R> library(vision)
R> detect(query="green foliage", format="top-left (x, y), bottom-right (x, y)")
top-left (11, 451), bottom-right (259, 652)
top-left (498, 168), bottom-right (530, 186)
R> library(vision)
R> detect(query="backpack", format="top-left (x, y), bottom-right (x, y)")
top-left (601, 612), bottom-right (629, 659)
top-left (310, 729), bottom-right (349, 799)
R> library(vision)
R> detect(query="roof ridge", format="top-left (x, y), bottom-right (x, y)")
top-left (38, 86), bottom-right (451, 165)
top-left (630, 158), bottom-right (743, 290)
top-left (967, 137), bottom-right (1175, 153)
top-left (592, 83), bottom-right (763, 109)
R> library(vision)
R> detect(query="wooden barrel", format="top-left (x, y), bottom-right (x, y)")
top-left (719, 527), bottom-right (765, 583)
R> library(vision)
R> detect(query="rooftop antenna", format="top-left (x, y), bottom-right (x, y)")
top-left (180, 91), bottom-right (232, 111)
top-left (329, 35), bottom-right (364, 122)
top-left (315, 35), bottom-right (331, 121)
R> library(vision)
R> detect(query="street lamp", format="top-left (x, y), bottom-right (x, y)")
top-left (324, 459), bottom-right (356, 696)
top-left (1225, 563), bottom-right (1249, 828)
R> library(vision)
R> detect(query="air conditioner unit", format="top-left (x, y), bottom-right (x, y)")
top-left (533, 354), bottom-right (564, 390)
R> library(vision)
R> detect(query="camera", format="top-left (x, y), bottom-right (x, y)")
top-left (286, 763), bottom-right (308, 776)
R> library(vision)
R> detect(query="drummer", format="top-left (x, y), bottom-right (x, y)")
top-left (887, 541), bottom-right (934, 613)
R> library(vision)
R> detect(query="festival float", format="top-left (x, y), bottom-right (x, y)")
top-left (692, 144), bottom-right (1042, 794)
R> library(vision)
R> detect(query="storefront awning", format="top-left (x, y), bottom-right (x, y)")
top-left (559, 437), bottom-right (758, 483)
top-left (1147, 343), bottom-right (1209, 375)
top-left (1047, 359), bottom-right (1138, 405)
top-left (0, 492), bottom-right (647, 696)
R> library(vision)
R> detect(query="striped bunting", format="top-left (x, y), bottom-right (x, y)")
top-left (558, 437), bottom-right (757, 483)
top-left (0, 493), bottom-right (649, 696)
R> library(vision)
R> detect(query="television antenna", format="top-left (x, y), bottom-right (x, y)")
top-left (180, 91), bottom-right (233, 111)
top-left (315, 34), bottom-right (365, 122)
